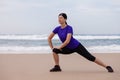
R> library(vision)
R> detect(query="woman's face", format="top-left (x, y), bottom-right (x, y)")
top-left (58, 16), bottom-right (66, 24)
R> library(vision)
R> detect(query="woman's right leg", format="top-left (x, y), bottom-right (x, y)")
top-left (52, 47), bottom-right (73, 66)
top-left (53, 52), bottom-right (59, 65)
top-left (50, 48), bottom-right (62, 72)
top-left (50, 52), bottom-right (61, 72)
top-left (50, 48), bottom-right (73, 72)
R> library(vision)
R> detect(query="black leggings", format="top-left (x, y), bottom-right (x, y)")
top-left (53, 44), bottom-right (96, 62)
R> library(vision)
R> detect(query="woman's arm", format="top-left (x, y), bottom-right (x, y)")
top-left (59, 33), bottom-right (72, 49)
top-left (48, 32), bottom-right (55, 49)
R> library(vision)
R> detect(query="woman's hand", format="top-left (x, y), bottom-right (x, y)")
top-left (58, 33), bottom-right (72, 49)
top-left (48, 32), bottom-right (55, 49)
top-left (53, 46), bottom-right (62, 51)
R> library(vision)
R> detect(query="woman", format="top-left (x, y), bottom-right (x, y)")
top-left (48, 13), bottom-right (114, 72)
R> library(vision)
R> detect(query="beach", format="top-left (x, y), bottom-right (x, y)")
top-left (0, 53), bottom-right (120, 80)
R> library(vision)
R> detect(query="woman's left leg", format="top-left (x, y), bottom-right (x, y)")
top-left (75, 44), bottom-right (114, 72)
top-left (94, 58), bottom-right (107, 68)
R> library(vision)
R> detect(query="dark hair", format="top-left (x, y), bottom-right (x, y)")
top-left (59, 13), bottom-right (67, 24)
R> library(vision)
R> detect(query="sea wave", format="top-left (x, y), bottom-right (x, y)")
top-left (0, 34), bottom-right (48, 40)
top-left (74, 35), bottom-right (120, 40)
top-left (0, 34), bottom-right (120, 40)
top-left (0, 45), bottom-right (120, 53)
top-left (0, 46), bottom-right (51, 53)
top-left (88, 44), bottom-right (120, 53)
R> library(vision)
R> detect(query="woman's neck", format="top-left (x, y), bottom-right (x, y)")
top-left (61, 23), bottom-right (67, 29)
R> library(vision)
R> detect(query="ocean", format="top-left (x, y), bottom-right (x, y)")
top-left (0, 34), bottom-right (120, 54)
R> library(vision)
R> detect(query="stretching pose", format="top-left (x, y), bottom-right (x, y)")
top-left (48, 13), bottom-right (114, 72)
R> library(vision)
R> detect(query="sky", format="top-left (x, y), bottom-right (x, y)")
top-left (0, 0), bottom-right (120, 34)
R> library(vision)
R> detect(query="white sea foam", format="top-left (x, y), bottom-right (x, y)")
top-left (74, 35), bottom-right (120, 40)
top-left (0, 34), bottom-right (120, 40)
top-left (0, 45), bottom-right (120, 54)
top-left (0, 46), bottom-right (51, 54)
top-left (0, 34), bottom-right (48, 40)
top-left (88, 45), bottom-right (120, 53)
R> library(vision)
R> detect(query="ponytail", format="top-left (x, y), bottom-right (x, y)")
top-left (65, 21), bottom-right (67, 25)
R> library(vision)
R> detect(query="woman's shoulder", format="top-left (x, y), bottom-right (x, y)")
top-left (54, 25), bottom-right (73, 30)
top-left (55, 26), bottom-right (61, 29)
top-left (53, 26), bottom-right (61, 30)
top-left (67, 25), bottom-right (73, 29)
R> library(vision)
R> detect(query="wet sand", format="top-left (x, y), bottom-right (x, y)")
top-left (0, 53), bottom-right (120, 80)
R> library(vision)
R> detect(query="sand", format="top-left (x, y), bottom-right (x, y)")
top-left (0, 53), bottom-right (120, 80)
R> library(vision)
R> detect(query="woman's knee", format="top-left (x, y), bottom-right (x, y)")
top-left (52, 48), bottom-right (61, 54)
top-left (87, 56), bottom-right (96, 62)
top-left (77, 52), bottom-right (96, 62)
